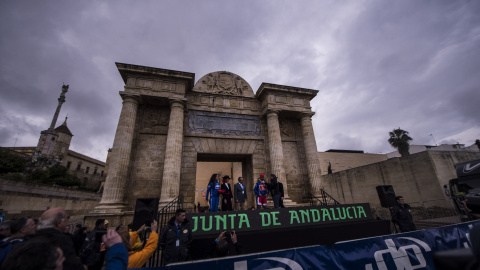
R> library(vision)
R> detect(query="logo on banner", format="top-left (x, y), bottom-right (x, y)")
top-left (365, 237), bottom-right (431, 270)
top-left (234, 257), bottom-right (303, 270)
top-left (463, 161), bottom-right (480, 173)
top-left (465, 224), bottom-right (474, 247)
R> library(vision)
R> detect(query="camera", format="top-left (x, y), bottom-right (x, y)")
top-left (144, 219), bottom-right (153, 232)
top-left (145, 218), bottom-right (152, 226)
top-left (95, 230), bottom-right (107, 242)
top-left (225, 231), bottom-right (234, 239)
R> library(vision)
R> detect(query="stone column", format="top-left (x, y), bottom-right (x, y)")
top-left (159, 100), bottom-right (185, 206)
top-left (49, 84), bottom-right (69, 130)
top-left (95, 93), bottom-right (141, 212)
top-left (300, 112), bottom-right (322, 194)
top-left (266, 110), bottom-right (288, 198)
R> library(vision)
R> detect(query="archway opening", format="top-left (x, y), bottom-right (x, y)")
top-left (195, 154), bottom-right (253, 210)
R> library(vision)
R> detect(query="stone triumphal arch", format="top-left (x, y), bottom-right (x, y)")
top-left (93, 63), bottom-right (323, 220)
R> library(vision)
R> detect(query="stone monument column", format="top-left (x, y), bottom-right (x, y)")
top-left (159, 100), bottom-right (185, 206)
top-left (300, 112), bottom-right (322, 193)
top-left (95, 93), bottom-right (141, 212)
top-left (266, 110), bottom-right (288, 198)
top-left (49, 84), bottom-right (69, 130)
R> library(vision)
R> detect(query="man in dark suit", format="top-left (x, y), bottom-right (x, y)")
top-left (234, 177), bottom-right (247, 210)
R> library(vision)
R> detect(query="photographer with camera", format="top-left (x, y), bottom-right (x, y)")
top-left (79, 219), bottom-right (109, 270)
top-left (119, 220), bottom-right (159, 268)
top-left (211, 230), bottom-right (244, 258)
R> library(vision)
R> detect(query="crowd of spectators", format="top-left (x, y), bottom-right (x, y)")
top-left (0, 207), bottom-right (245, 269)
top-left (0, 208), bottom-right (134, 269)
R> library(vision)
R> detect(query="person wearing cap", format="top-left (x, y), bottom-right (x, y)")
top-left (220, 175), bottom-right (234, 211)
top-left (253, 175), bottom-right (262, 209)
top-left (254, 174), bottom-right (269, 209)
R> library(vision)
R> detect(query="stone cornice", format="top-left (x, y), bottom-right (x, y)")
top-left (116, 62), bottom-right (195, 89)
top-left (260, 107), bottom-right (313, 118)
top-left (256, 83), bottom-right (319, 101)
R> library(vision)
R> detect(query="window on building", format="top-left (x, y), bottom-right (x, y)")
top-left (86, 167), bottom-right (90, 174)
top-left (83, 177), bottom-right (88, 185)
top-left (93, 168), bottom-right (97, 175)
top-left (101, 171), bottom-right (104, 176)
top-left (66, 161), bottom-right (71, 169)
top-left (76, 164), bottom-right (81, 171)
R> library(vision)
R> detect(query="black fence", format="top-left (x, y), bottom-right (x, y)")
top-left (372, 198), bottom-right (476, 233)
top-left (304, 189), bottom-right (341, 206)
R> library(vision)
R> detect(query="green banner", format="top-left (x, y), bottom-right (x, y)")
top-left (186, 203), bottom-right (372, 236)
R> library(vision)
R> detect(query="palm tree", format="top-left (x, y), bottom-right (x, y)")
top-left (388, 128), bottom-right (413, 158)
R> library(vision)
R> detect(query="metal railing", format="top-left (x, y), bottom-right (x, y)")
top-left (144, 195), bottom-right (183, 268)
top-left (304, 189), bottom-right (341, 206)
top-left (371, 198), bottom-right (472, 233)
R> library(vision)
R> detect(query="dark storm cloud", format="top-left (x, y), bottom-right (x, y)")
top-left (1, 0), bottom-right (479, 160)
top-left (311, 0), bottom-right (480, 153)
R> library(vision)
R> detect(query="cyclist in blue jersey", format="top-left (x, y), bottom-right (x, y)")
top-left (206, 174), bottom-right (224, 212)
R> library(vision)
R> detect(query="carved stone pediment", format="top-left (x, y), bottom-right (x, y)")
top-left (192, 71), bottom-right (254, 97)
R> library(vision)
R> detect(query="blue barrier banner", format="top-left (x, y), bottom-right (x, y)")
top-left (137, 221), bottom-right (479, 270)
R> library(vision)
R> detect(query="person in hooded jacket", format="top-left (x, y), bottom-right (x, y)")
top-left (159, 209), bottom-right (192, 265)
top-left (267, 174), bottom-right (284, 209)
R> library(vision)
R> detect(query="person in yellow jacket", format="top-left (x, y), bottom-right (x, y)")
top-left (119, 220), bottom-right (158, 268)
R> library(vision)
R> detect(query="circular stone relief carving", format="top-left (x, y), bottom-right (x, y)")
top-left (192, 71), bottom-right (254, 97)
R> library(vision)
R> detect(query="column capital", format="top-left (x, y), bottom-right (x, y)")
top-left (298, 112), bottom-right (315, 119)
top-left (265, 109), bottom-right (281, 117)
top-left (119, 93), bottom-right (142, 103)
top-left (169, 99), bottom-right (186, 109)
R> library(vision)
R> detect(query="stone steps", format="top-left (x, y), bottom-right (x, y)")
top-left (265, 198), bottom-right (303, 208)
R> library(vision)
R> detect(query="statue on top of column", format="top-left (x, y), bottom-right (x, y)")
top-left (61, 84), bottom-right (69, 96)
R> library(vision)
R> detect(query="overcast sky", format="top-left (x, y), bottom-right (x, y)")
top-left (1, 1), bottom-right (479, 162)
